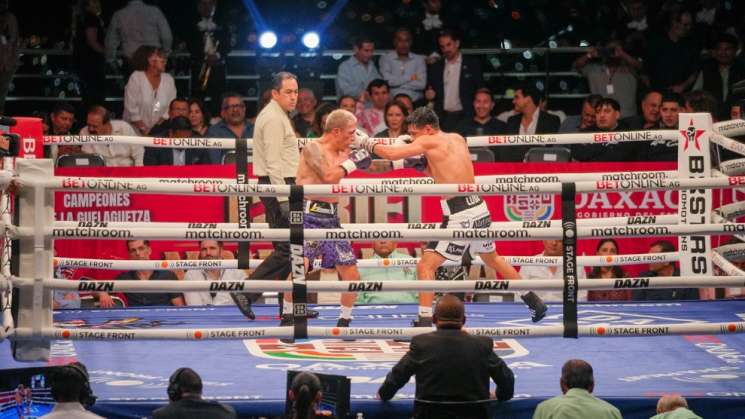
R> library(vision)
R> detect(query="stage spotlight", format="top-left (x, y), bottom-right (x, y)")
top-left (259, 31), bottom-right (277, 49)
top-left (302, 32), bottom-right (320, 49)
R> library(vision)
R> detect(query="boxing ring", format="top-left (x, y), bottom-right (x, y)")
top-left (2, 113), bottom-right (745, 418)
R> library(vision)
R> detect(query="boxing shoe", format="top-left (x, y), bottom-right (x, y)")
top-left (412, 316), bottom-right (433, 328)
top-left (520, 291), bottom-right (548, 323)
top-left (336, 317), bottom-right (351, 328)
top-left (231, 293), bottom-right (255, 320)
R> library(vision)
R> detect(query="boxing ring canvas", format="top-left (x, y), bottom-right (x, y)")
top-left (2, 301), bottom-right (745, 418)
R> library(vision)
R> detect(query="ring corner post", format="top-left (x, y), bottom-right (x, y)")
top-left (677, 113), bottom-right (715, 300)
top-left (13, 158), bottom-right (53, 361)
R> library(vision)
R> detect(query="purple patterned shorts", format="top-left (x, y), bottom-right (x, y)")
top-left (303, 213), bottom-right (357, 268)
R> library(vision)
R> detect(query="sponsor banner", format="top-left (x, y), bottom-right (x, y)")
top-left (53, 162), bottom-right (736, 279)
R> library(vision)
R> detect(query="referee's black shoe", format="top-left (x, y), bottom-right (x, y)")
top-left (521, 291), bottom-right (548, 322)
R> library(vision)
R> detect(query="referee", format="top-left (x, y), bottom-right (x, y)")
top-left (237, 71), bottom-right (314, 319)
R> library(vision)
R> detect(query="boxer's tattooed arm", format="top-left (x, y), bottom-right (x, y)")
top-left (302, 141), bottom-right (330, 178)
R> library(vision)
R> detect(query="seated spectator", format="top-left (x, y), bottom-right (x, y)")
top-left (456, 87), bottom-right (506, 136)
top-left (560, 94), bottom-right (602, 133)
top-left (378, 294), bottom-right (514, 419)
top-left (380, 27), bottom-right (426, 103)
top-left (46, 362), bottom-right (102, 419)
top-left (53, 260), bottom-right (81, 310)
top-left (123, 45), bottom-right (177, 135)
top-left (356, 241), bottom-right (418, 304)
top-left (144, 116), bottom-right (212, 165)
top-left (587, 239), bottom-right (630, 301)
top-left (356, 79), bottom-right (390, 135)
top-left (573, 98), bottom-right (635, 162)
top-left (692, 33), bottom-right (745, 118)
top-left (730, 97), bottom-right (745, 120)
top-left (684, 89), bottom-right (718, 116)
top-left (206, 91), bottom-right (254, 163)
top-left (374, 100), bottom-right (409, 138)
top-left (638, 92), bottom-right (683, 162)
top-left (188, 98), bottom-right (210, 136)
top-left (149, 97), bottom-right (190, 137)
top-left (658, 92), bottom-right (682, 129)
top-left (574, 39), bottom-right (641, 118)
top-left (100, 240), bottom-right (185, 307)
top-left (520, 240), bottom-right (588, 302)
top-left (49, 102), bottom-right (80, 160)
top-left (632, 240), bottom-right (699, 301)
top-left (622, 90), bottom-right (662, 130)
top-left (337, 95), bottom-right (357, 113)
top-left (293, 88), bottom-right (317, 137)
top-left (645, 9), bottom-right (699, 94)
top-left (393, 93), bottom-right (414, 113)
top-left (335, 36), bottom-right (380, 100)
top-left (651, 394), bottom-right (702, 419)
top-left (153, 367), bottom-right (236, 419)
top-left (532, 359), bottom-right (622, 419)
top-left (80, 105), bottom-right (144, 166)
top-left (287, 372), bottom-right (323, 419)
top-left (504, 84), bottom-right (560, 161)
top-left (183, 240), bottom-right (248, 306)
top-left (307, 103), bottom-right (335, 138)
top-left (426, 29), bottom-right (483, 131)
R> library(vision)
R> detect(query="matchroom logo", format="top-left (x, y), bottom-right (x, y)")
top-left (244, 339), bottom-right (528, 362)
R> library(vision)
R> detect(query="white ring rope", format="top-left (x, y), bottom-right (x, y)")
top-left (711, 133), bottom-right (745, 157)
top-left (16, 223), bottom-right (744, 241)
top-left (18, 174), bottom-right (745, 196)
top-left (43, 129), bottom-right (679, 149)
top-left (9, 321), bottom-right (745, 341)
top-left (713, 119), bottom-right (745, 137)
top-left (715, 243), bottom-right (745, 262)
top-left (713, 252), bottom-right (745, 277)
top-left (9, 276), bottom-right (745, 294)
top-left (52, 214), bottom-right (681, 230)
top-left (53, 251), bottom-right (680, 271)
top-left (719, 158), bottom-right (745, 176)
top-left (15, 170), bottom-right (677, 186)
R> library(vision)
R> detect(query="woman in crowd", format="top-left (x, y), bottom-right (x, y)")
top-left (188, 98), bottom-right (210, 136)
top-left (73, 0), bottom-right (106, 111)
top-left (288, 372), bottom-right (323, 419)
top-left (587, 238), bottom-right (631, 301)
top-left (307, 103), bottom-right (335, 138)
top-left (374, 100), bottom-right (409, 138)
top-left (123, 45), bottom-right (176, 135)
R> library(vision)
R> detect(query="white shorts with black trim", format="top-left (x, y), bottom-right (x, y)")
top-left (425, 197), bottom-right (495, 261)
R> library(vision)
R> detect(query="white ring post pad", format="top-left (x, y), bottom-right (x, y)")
top-left (13, 159), bottom-right (54, 361)
top-left (677, 113), bottom-right (714, 300)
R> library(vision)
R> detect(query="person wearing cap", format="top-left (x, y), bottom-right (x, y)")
top-left (377, 294), bottom-right (514, 419)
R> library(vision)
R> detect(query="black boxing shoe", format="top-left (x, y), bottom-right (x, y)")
top-left (231, 293), bottom-right (255, 320)
top-left (520, 291), bottom-right (548, 323)
top-left (279, 314), bottom-right (295, 344)
top-left (412, 316), bottom-right (433, 328)
top-left (336, 317), bottom-right (351, 328)
top-left (307, 309), bottom-right (320, 319)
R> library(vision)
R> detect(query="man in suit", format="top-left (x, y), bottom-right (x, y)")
top-left (425, 29), bottom-right (482, 131)
top-left (378, 294), bottom-right (514, 419)
top-left (143, 116), bottom-right (213, 165)
top-left (502, 84), bottom-right (560, 162)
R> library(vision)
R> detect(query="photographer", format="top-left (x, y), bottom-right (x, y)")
top-left (574, 40), bottom-right (642, 118)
